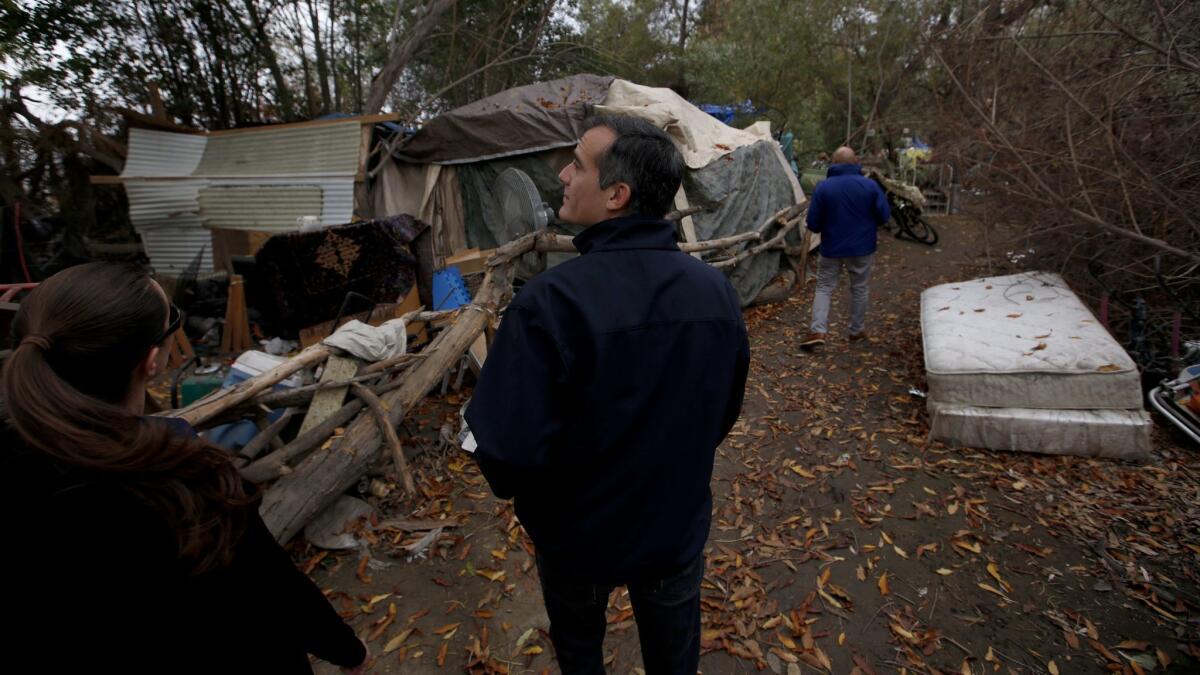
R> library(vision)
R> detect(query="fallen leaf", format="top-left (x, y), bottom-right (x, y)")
top-left (476, 569), bottom-right (506, 582)
top-left (878, 572), bottom-right (890, 596)
top-left (893, 545), bottom-right (909, 559)
top-left (987, 562), bottom-right (1013, 592)
top-left (978, 582), bottom-right (1009, 599)
top-left (437, 641), bottom-right (448, 667)
top-left (1048, 660), bottom-right (1059, 674)
top-left (522, 645), bottom-right (544, 655)
top-left (790, 466), bottom-right (816, 479)
top-left (384, 628), bottom-right (415, 654)
top-left (936, 568), bottom-right (954, 576)
top-left (433, 622), bottom-right (461, 635)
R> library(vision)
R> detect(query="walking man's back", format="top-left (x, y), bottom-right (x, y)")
top-left (801, 146), bottom-right (890, 348)
top-left (465, 115), bottom-right (750, 674)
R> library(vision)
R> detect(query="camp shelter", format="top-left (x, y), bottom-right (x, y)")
top-left (99, 114), bottom-right (402, 275)
top-left (371, 75), bottom-right (807, 305)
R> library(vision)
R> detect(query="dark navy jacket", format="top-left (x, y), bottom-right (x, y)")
top-left (465, 215), bottom-right (750, 583)
top-left (806, 163), bottom-right (890, 258)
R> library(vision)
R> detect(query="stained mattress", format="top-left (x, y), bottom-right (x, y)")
top-left (928, 402), bottom-right (1152, 461)
top-left (920, 271), bottom-right (1142, 410)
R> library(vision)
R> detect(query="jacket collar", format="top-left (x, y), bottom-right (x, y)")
top-left (826, 163), bottom-right (863, 178)
top-left (572, 214), bottom-right (680, 255)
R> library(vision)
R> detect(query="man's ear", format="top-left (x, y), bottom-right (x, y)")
top-left (606, 182), bottom-right (632, 212)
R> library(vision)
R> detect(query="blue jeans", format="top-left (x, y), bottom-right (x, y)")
top-left (535, 552), bottom-right (704, 675)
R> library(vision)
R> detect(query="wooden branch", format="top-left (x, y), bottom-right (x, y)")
top-left (712, 210), bottom-right (806, 269)
top-left (236, 408), bottom-right (296, 466)
top-left (686, 230), bottom-right (761, 253)
top-left (664, 205), bottom-right (706, 221)
top-left (351, 383), bottom-right (415, 497)
top-left (171, 344), bottom-right (332, 428)
top-left (261, 264), bottom-right (516, 542)
top-left (241, 399), bottom-right (364, 484)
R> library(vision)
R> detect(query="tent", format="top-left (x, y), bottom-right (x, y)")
top-left (370, 75), bottom-right (807, 305)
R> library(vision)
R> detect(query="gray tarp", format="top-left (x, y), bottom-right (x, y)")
top-left (393, 75), bottom-right (614, 165)
top-left (684, 140), bottom-right (802, 305)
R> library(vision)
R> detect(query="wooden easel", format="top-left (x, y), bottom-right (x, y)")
top-left (220, 274), bottom-right (253, 354)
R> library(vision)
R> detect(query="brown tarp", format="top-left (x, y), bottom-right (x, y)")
top-left (391, 74), bottom-right (614, 165)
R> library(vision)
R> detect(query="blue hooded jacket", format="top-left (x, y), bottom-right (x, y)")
top-left (806, 163), bottom-right (890, 258)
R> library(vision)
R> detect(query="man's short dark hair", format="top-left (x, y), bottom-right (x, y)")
top-left (583, 115), bottom-right (684, 218)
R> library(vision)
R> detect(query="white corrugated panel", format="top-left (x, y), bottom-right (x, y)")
top-left (198, 185), bottom-right (323, 231)
top-left (120, 121), bottom-right (364, 274)
top-left (198, 177), bottom-right (355, 228)
top-left (197, 122), bottom-right (362, 176)
top-left (122, 128), bottom-right (207, 177)
top-left (137, 227), bottom-right (214, 276)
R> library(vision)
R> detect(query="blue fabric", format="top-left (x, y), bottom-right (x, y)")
top-left (465, 215), bottom-right (750, 584)
top-left (805, 163), bottom-right (890, 258)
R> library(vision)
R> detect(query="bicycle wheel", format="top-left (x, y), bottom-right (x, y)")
top-left (907, 214), bottom-right (939, 246)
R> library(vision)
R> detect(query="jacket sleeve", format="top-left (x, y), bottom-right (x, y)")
top-left (874, 183), bottom-right (891, 226)
top-left (805, 188), bottom-right (825, 234)
top-left (465, 304), bottom-right (568, 500)
top-left (720, 304), bottom-right (751, 441)
top-left (243, 514), bottom-right (367, 667)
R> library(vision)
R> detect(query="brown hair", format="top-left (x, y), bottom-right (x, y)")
top-left (3, 262), bottom-right (253, 574)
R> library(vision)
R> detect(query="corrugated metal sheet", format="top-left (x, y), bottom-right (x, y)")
top-left (198, 185), bottom-right (324, 231)
top-left (120, 120), bottom-right (365, 274)
top-left (122, 128), bottom-right (207, 177)
top-left (138, 227), bottom-right (214, 275)
top-left (196, 122), bottom-right (362, 176)
top-left (124, 181), bottom-right (207, 230)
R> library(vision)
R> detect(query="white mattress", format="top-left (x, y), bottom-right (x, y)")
top-left (921, 272), bottom-right (1143, 410)
top-left (928, 402), bottom-right (1152, 461)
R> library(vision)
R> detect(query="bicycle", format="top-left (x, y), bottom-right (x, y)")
top-left (865, 169), bottom-right (939, 246)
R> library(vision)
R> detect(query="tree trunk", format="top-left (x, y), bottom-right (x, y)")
top-left (306, 0), bottom-right (333, 113)
top-left (239, 0), bottom-right (295, 120)
top-left (364, 0), bottom-right (457, 114)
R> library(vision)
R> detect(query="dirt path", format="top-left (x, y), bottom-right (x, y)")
top-left (309, 215), bottom-right (1199, 674)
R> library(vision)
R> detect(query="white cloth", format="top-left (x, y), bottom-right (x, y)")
top-left (322, 319), bottom-right (408, 362)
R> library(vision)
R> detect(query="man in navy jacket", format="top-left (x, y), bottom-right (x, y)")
top-left (465, 115), bottom-right (750, 674)
top-left (800, 146), bottom-right (890, 348)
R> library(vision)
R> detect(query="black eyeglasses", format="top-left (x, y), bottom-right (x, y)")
top-left (154, 303), bottom-right (184, 345)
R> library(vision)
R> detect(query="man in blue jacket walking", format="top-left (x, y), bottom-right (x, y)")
top-left (465, 115), bottom-right (750, 674)
top-left (800, 146), bottom-right (890, 348)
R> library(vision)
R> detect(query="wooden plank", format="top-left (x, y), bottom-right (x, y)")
top-left (672, 186), bottom-right (702, 259)
top-left (221, 275), bottom-right (252, 353)
top-left (297, 355), bottom-right (360, 436)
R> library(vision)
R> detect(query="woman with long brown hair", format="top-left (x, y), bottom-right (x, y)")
top-left (0, 262), bottom-right (368, 673)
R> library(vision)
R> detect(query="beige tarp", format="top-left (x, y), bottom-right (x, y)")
top-left (596, 80), bottom-right (774, 169)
